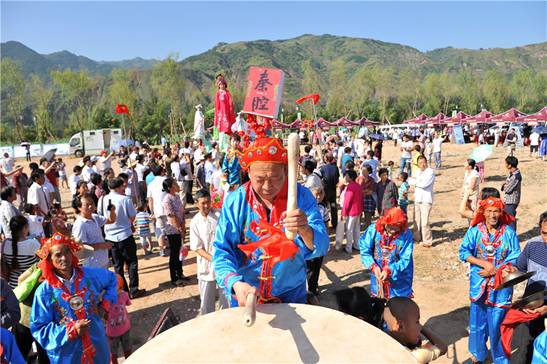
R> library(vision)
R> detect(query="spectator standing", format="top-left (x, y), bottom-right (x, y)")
top-left (409, 156), bottom-right (435, 247)
top-left (103, 177), bottom-right (144, 298)
top-left (501, 156), bottom-right (521, 232)
top-left (341, 170), bottom-right (363, 254)
top-left (68, 165), bottom-right (82, 196)
top-left (400, 134), bottom-right (414, 175)
top-left (162, 178), bottom-right (187, 286)
top-left (319, 153), bottom-right (340, 228)
top-left (147, 165), bottom-right (168, 257)
top-left (376, 168), bottom-right (399, 216)
top-left (0, 186), bottom-right (21, 239)
top-left (432, 132), bottom-right (444, 170)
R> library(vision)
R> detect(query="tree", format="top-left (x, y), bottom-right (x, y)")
top-left (110, 69), bottom-right (139, 137)
top-left (326, 60), bottom-right (348, 117)
top-left (482, 70), bottom-right (509, 113)
top-left (150, 56), bottom-right (186, 139)
top-left (397, 68), bottom-right (423, 119)
top-left (1, 59), bottom-right (26, 141)
top-left (455, 70), bottom-right (481, 115)
top-left (28, 75), bottom-right (55, 142)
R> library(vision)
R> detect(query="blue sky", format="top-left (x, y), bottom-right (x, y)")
top-left (1, 1), bottom-right (546, 61)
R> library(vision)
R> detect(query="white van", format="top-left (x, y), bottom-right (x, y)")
top-left (68, 128), bottom-right (123, 157)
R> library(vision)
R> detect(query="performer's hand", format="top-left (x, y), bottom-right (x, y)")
top-left (379, 269), bottom-right (389, 281)
top-left (372, 265), bottom-right (382, 282)
top-left (283, 209), bottom-right (310, 236)
top-left (501, 265), bottom-right (517, 279)
top-left (233, 281), bottom-right (257, 307)
top-left (478, 262), bottom-right (497, 277)
top-left (75, 319), bottom-right (91, 337)
top-left (523, 305), bottom-right (547, 316)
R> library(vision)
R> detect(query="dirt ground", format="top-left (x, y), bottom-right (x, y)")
top-left (25, 141), bottom-right (546, 363)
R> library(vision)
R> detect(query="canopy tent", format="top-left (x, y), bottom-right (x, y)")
top-left (402, 113), bottom-right (429, 125)
top-left (467, 110), bottom-right (493, 124)
top-left (490, 107), bottom-right (527, 123)
top-left (516, 106), bottom-right (547, 125)
top-left (273, 116), bottom-right (381, 129)
top-left (425, 112), bottom-right (448, 125)
top-left (357, 117), bottom-right (381, 126)
top-left (445, 111), bottom-right (470, 124)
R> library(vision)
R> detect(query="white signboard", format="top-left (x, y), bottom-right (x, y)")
top-left (0, 146), bottom-right (14, 157)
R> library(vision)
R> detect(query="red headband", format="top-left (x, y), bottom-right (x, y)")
top-left (36, 232), bottom-right (81, 260)
top-left (376, 207), bottom-right (408, 235)
top-left (470, 197), bottom-right (515, 227)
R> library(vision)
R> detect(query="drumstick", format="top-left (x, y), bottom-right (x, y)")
top-left (243, 292), bottom-right (257, 327)
top-left (286, 133), bottom-right (300, 240)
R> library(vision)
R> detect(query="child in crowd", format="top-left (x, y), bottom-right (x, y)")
top-left (387, 160), bottom-right (395, 180)
top-left (23, 203), bottom-right (44, 239)
top-left (107, 274), bottom-right (132, 364)
top-left (307, 187), bottom-right (329, 299)
top-left (189, 189), bottom-right (228, 315)
top-left (135, 205), bottom-right (153, 256)
top-left (57, 158), bottom-right (68, 190)
top-left (398, 172), bottom-right (410, 214)
top-left (50, 202), bottom-right (69, 235)
top-left (384, 297), bottom-right (447, 364)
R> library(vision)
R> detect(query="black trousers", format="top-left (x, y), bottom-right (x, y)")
top-left (526, 316), bottom-right (545, 363)
top-left (328, 199), bottom-right (338, 229)
top-left (306, 256), bottom-right (324, 295)
top-left (167, 234), bottom-right (183, 282)
top-left (109, 236), bottom-right (139, 294)
top-left (14, 323), bottom-right (50, 364)
top-left (184, 180), bottom-right (194, 204)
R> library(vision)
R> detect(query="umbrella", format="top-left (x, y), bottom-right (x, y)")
top-left (20, 141), bottom-right (30, 147)
top-left (42, 148), bottom-right (57, 162)
top-left (469, 145), bottom-right (493, 163)
top-left (369, 133), bottom-right (385, 141)
top-left (534, 125), bottom-right (547, 135)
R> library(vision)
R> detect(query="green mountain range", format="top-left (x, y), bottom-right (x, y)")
top-left (2, 35), bottom-right (545, 90)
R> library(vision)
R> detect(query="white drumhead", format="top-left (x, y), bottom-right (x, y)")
top-left (127, 303), bottom-right (416, 363)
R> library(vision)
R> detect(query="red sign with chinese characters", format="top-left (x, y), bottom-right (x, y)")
top-left (243, 66), bottom-right (285, 119)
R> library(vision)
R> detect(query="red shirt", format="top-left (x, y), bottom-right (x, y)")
top-left (342, 181), bottom-right (363, 217)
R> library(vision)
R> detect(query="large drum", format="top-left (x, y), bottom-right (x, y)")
top-left (127, 303), bottom-right (417, 363)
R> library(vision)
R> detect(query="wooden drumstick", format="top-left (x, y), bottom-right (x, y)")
top-left (243, 292), bottom-right (257, 327)
top-left (286, 133), bottom-right (300, 240)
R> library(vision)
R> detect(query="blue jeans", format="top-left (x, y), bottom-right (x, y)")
top-left (469, 298), bottom-right (509, 364)
top-left (400, 157), bottom-right (411, 175)
top-left (434, 152), bottom-right (441, 169)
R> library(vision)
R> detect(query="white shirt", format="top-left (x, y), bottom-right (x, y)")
top-left (72, 214), bottom-right (108, 268)
top-left (190, 212), bottom-right (218, 281)
top-left (409, 168), bottom-right (435, 204)
top-left (401, 141), bottom-right (414, 159)
top-left (98, 156), bottom-right (111, 171)
top-left (170, 161), bottom-right (182, 181)
top-left (530, 132), bottom-right (540, 146)
top-left (147, 176), bottom-right (167, 217)
top-left (0, 157), bottom-right (14, 173)
top-left (129, 152), bottom-right (138, 161)
top-left (81, 165), bottom-right (95, 182)
top-left (26, 214), bottom-right (45, 238)
top-left (432, 137), bottom-right (443, 153)
top-left (135, 163), bottom-right (148, 182)
top-left (27, 183), bottom-right (49, 214)
top-left (0, 200), bottom-right (20, 239)
top-left (69, 174), bottom-right (81, 195)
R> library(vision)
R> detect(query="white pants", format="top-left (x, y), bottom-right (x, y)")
top-left (413, 202), bottom-right (433, 245)
top-left (335, 219), bottom-right (347, 248)
top-left (198, 279), bottom-right (229, 315)
top-left (345, 215), bottom-right (361, 252)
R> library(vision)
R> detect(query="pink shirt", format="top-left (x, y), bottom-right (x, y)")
top-left (106, 290), bottom-right (131, 337)
top-left (342, 181), bottom-right (363, 217)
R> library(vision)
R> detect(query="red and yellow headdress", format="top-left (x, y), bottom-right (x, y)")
top-left (237, 115), bottom-right (287, 171)
top-left (37, 233), bottom-right (82, 286)
top-left (470, 197), bottom-right (515, 227)
top-left (376, 207), bottom-right (408, 236)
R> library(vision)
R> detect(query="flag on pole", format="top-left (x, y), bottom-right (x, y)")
top-left (115, 104), bottom-right (130, 115)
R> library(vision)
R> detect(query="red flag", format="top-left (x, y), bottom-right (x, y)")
top-left (115, 104), bottom-right (130, 115)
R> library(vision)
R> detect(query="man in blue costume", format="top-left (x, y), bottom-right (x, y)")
top-left (359, 207), bottom-right (414, 299)
top-left (213, 121), bottom-right (329, 307)
top-left (221, 133), bottom-right (242, 194)
top-left (30, 233), bottom-right (118, 364)
top-left (458, 197), bottom-right (521, 364)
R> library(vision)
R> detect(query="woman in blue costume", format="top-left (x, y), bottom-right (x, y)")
top-left (458, 197), bottom-right (521, 364)
top-left (30, 233), bottom-right (118, 364)
top-left (213, 118), bottom-right (329, 307)
top-left (359, 207), bottom-right (414, 299)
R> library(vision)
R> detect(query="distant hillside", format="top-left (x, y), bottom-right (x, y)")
top-left (0, 40), bottom-right (158, 77)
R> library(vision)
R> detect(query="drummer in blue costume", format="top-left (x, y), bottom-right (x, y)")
top-left (30, 233), bottom-right (118, 364)
top-left (213, 117), bottom-right (329, 307)
top-left (458, 197), bottom-right (521, 364)
top-left (359, 207), bottom-right (414, 298)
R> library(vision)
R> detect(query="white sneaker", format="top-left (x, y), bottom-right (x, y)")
top-left (334, 244), bottom-right (342, 251)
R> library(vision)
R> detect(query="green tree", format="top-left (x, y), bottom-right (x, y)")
top-left (28, 75), bottom-right (55, 142)
top-left (482, 70), bottom-right (509, 113)
top-left (326, 60), bottom-right (348, 117)
top-left (1, 59), bottom-right (26, 141)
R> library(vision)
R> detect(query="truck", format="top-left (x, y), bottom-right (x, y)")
top-left (68, 128), bottom-right (123, 157)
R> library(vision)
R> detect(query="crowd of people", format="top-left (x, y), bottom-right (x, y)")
top-left (0, 122), bottom-right (545, 364)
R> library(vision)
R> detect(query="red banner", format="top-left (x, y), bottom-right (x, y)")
top-left (243, 67), bottom-right (284, 119)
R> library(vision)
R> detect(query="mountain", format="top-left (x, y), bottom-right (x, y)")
top-left (0, 40), bottom-right (158, 77)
